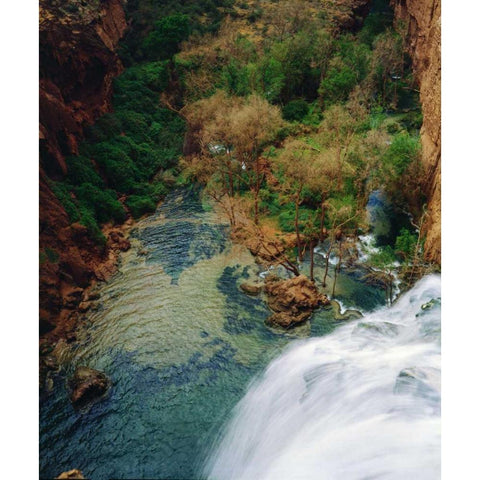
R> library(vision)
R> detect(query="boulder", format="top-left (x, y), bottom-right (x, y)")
top-left (265, 275), bottom-right (330, 328)
top-left (68, 366), bottom-right (110, 409)
top-left (240, 282), bottom-right (264, 296)
top-left (56, 469), bottom-right (85, 479)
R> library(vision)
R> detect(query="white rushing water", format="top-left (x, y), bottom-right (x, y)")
top-left (204, 275), bottom-right (441, 480)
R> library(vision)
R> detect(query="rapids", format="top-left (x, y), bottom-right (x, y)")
top-left (204, 274), bottom-right (441, 480)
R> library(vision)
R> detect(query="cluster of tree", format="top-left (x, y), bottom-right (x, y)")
top-left (173, 1), bottom-right (428, 298)
top-left (174, 0), bottom-right (418, 115)
top-left (52, 62), bottom-right (184, 242)
top-left (51, 0), bottom-right (427, 297)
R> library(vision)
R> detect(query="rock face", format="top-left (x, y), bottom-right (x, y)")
top-left (39, 0), bottom-right (127, 176)
top-left (39, 0), bottom-right (128, 339)
top-left (69, 366), bottom-right (110, 409)
top-left (391, 0), bottom-right (441, 264)
top-left (265, 275), bottom-right (330, 328)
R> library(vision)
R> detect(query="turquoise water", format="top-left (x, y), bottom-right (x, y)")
top-left (39, 188), bottom-right (386, 480)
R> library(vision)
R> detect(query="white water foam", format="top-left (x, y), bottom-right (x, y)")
top-left (204, 275), bottom-right (441, 480)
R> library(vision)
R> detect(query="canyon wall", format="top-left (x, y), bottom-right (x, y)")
top-left (391, 0), bottom-right (441, 264)
top-left (39, 0), bottom-right (128, 337)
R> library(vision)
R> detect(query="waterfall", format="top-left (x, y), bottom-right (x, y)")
top-left (204, 275), bottom-right (441, 480)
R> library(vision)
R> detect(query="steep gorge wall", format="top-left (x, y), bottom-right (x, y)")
top-left (391, 0), bottom-right (441, 264)
top-left (39, 0), bottom-right (128, 337)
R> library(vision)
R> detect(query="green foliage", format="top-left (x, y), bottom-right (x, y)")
top-left (84, 113), bottom-right (123, 143)
top-left (357, 0), bottom-right (394, 46)
top-left (74, 183), bottom-right (127, 224)
top-left (278, 204), bottom-right (315, 233)
top-left (52, 182), bottom-right (80, 223)
top-left (220, 59), bottom-right (251, 96)
top-left (78, 205), bottom-right (106, 245)
top-left (400, 110), bottom-right (423, 132)
top-left (384, 132), bottom-right (421, 176)
top-left (395, 227), bottom-right (417, 258)
top-left (65, 155), bottom-right (103, 187)
top-left (121, 0), bottom-right (232, 64)
top-left (45, 248), bottom-right (59, 264)
top-left (318, 60), bottom-right (357, 106)
top-left (368, 245), bottom-right (397, 268)
top-left (259, 189), bottom-right (282, 215)
top-left (88, 141), bottom-right (141, 193)
top-left (126, 195), bottom-right (158, 218)
top-left (252, 57), bottom-right (285, 102)
top-left (115, 110), bottom-right (152, 143)
top-left (141, 14), bottom-right (191, 61)
top-left (282, 99), bottom-right (309, 122)
top-left (336, 35), bottom-right (371, 81)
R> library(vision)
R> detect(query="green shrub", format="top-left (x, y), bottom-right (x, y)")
top-left (74, 183), bottom-right (127, 224)
top-left (84, 113), bottom-right (123, 142)
top-left (89, 142), bottom-right (141, 192)
top-left (65, 155), bottom-right (103, 187)
top-left (319, 61), bottom-right (357, 106)
top-left (384, 132), bottom-right (421, 176)
top-left (395, 227), bottom-right (417, 259)
top-left (278, 205), bottom-right (313, 233)
top-left (282, 99), bottom-right (310, 122)
top-left (141, 14), bottom-right (191, 60)
top-left (252, 57), bottom-right (285, 102)
top-left (52, 182), bottom-right (80, 222)
top-left (78, 205), bottom-right (106, 245)
top-left (220, 59), bottom-right (251, 96)
top-left (116, 110), bottom-right (152, 143)
top-left (400, 110), bottom-right (423, 132)
top-left (126, 195), bottom-right (158, 218)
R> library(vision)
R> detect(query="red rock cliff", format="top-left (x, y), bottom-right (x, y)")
top-left (39, 0), bottom-right (128, 337)
top-left (391, 0), bottom-right (441, 264)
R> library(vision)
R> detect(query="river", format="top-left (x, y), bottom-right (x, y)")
top-left (39, 188), bottom-right (439, 479)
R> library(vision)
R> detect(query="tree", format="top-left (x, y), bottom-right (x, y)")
top-left (315, 97), bottom-right (368, 186)
top-left (369, 29), bottom-right (404, 107)
top-left (273, 139), bottom-right (331, 263)
top-left (141, 14), bottom-right (191, 61)
top-left (364, 247), bottom-right (397, 305)
top-left (181, 91), bottom-right (283, 224)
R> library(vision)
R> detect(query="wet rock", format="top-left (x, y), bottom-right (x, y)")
top-left (417, 298), bottom-right (441, 316)
top-left (56, 469), bottom-right (85, 479)
top-left (394, 367), bottom-right (440, 402)
top-left (329, 300), bottom-right (363, 321)
top-left (265, 275), bottom-right (330, 328)
top-left (240, 282), bottom-right (264, 296)
top-left (353, 321), bottom-right (400, 337)
top-left (68, 366), bottom-right (110, 409)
